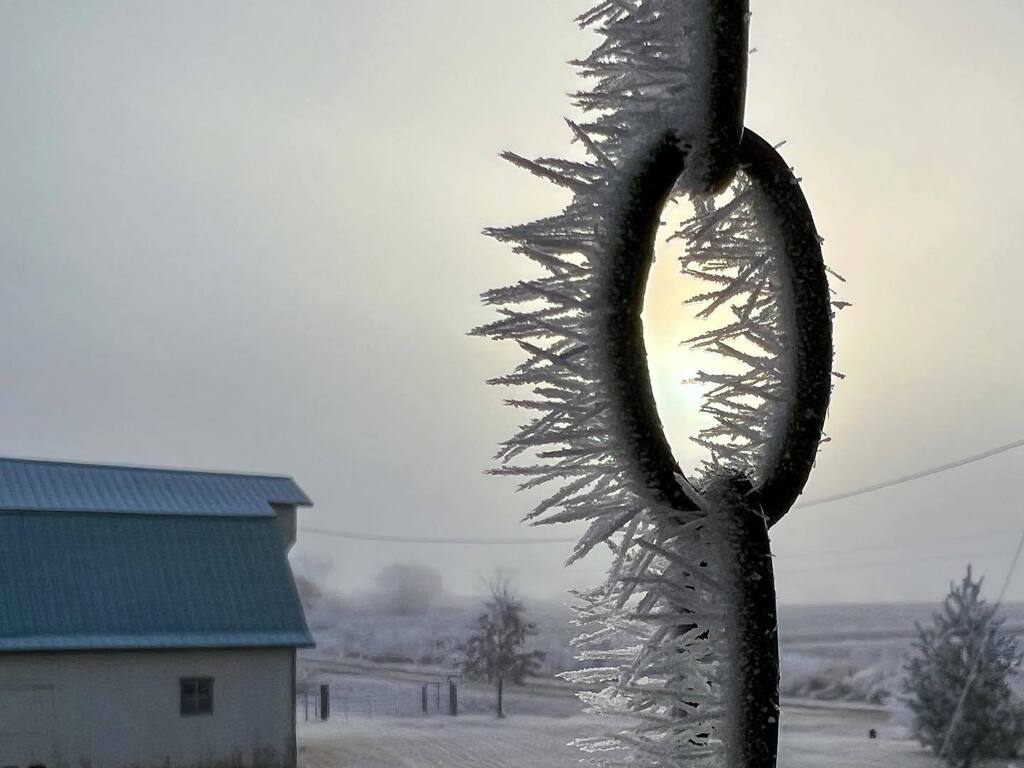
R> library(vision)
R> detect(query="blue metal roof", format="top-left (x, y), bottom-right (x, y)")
top-left (0, 457), bottom-right (311, 517)
top-left (0, 512), bottom-right (314, 652)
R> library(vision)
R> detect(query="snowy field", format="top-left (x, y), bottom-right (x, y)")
top-left (297, 705), bottom-right (941, 768)
top-left (296, 598), bottom-right (1024, 766)
top-left (299, 586), bottom-right (1024, 707)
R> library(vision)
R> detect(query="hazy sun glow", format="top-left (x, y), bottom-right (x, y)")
top-left (642, 196), bottom-right (718, 479)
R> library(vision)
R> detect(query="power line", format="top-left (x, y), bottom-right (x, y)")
top-left (795, 436), bottom-right (1024, 509)
top-left (301, 522), bottom-right (1024, 571)
top-left (299, 526), bottom-right (576, 545)
top-left (300, 435), bottom-right (1024, 547)
top-left (776, 548), bottom-right (1021, 577)
top-left (300, 523), bottom-right (1024, 575)
top-left (777, 526), bottom-right (1022, 561)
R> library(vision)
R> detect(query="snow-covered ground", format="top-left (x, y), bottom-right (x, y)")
top-left (295, 591), bottom-right (1024, 766)
top-left (297, 581), bottom-right (1024, 707)
top-left (297, 705), bottom-right (939, 768)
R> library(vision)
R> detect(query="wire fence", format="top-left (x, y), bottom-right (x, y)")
top-left (296, 669), bottom-right (589, 723)
top-left (297, 679), bottom-right (457, 722)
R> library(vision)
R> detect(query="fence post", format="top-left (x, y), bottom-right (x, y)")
top-left (422, 684), bottom-right (428, 714)
top-left (448, 680), bottom-right (458, 716)
top-left (319, 684), bottom-right (330, 721)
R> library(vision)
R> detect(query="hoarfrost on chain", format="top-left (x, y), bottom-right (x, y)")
top-left (474, 2), bottom-right (838, 765)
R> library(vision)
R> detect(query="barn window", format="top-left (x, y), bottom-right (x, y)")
top-left (180, 677), bottom-right (213, 716)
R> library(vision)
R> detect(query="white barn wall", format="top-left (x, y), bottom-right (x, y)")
top-left (0, 648), bottom-right (296, 768)
top-left (271, 504), bottom-right (298, 552)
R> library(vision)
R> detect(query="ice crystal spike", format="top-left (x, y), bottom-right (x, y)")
top-left (476, 2), bottom-right (835, 766)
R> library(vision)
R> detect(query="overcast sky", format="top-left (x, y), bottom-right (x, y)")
top-left (2, 1), bottom-right (1023, 604)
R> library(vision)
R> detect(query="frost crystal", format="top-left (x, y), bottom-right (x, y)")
top-left (476, 2), bottom-right (836, 765)
top-left (679, 175), bottom-right (794, 483)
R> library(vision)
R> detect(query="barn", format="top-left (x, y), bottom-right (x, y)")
top-left (0, 457), bottom-right (315, 768)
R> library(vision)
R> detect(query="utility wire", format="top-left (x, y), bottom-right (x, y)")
top-left (778, 526), bottom-right (1022, 561)
top-left (301, 523), bottom-right (1024, 573)
top-left (299, 524), bottom-right (1024, 575)
top-left (795, 436), bottom-right (1024, 509)
top-left (300, 436), bottom-right (1024, 547)
top-left (299, 526), bottom-right (576, 545)
top-left (776, 548), bottom-right (1022, 577)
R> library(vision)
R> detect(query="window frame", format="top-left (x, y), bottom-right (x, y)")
top-left (179, 676), bottom-right (214, 717)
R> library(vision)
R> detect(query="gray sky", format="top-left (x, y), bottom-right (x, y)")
top-left (2, 1), bottom-right (1023, 604)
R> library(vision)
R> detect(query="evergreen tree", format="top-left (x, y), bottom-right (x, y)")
top-left (460, 576), bottom-right (544, 717)
top-left (903, 565), bottom-right (1024, 767)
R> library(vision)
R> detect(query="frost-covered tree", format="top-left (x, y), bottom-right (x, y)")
top-left (460, 577), bottom-right (544, 718)
top-left (903, 566), bottom-right (1024, 767)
